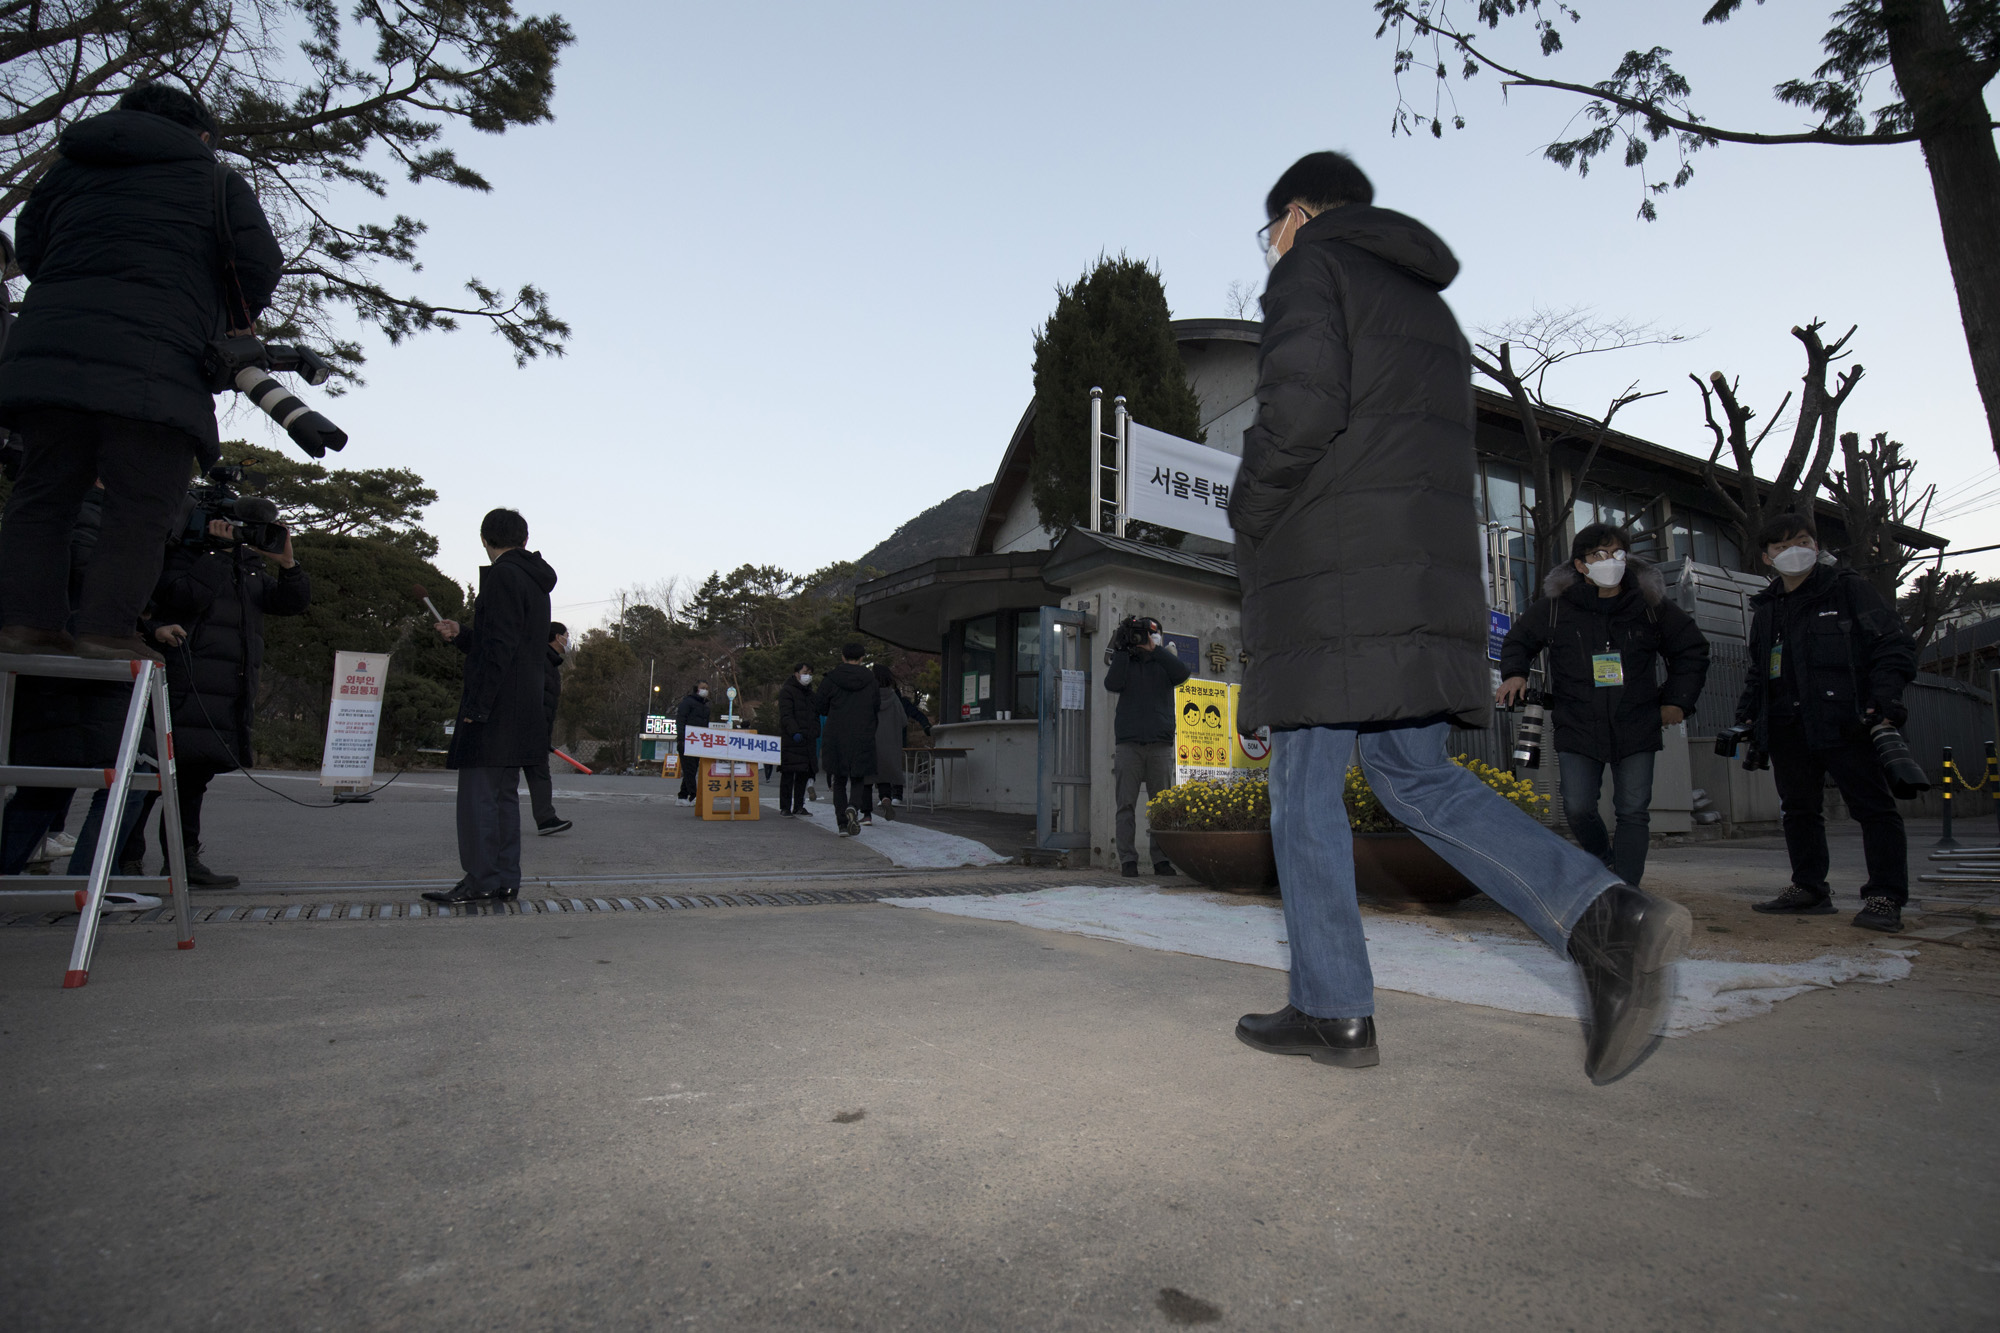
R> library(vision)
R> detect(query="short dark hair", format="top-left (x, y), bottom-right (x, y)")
top-left (548, 621), bottom-right (567, 641)
top-left (1757, 511), bottom-right (1817, 549)
top-left (793, 661), bottom-right (811, 674)
top-left (840, 642), bottom-right (865, 661)
top-left (1571, 523), bottom-right (1632, 563)
top-left (872, 662), bottom-right (894, 687)
top-left (480, 508), bottom-right (528, 548)
top-left (1265, 151), bottom-right (1374, 221)
top-left (118, 83), bottom-right (217, 136)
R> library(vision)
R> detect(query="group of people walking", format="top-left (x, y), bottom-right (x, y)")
top-left (775, 644), bottom-right (929, 833)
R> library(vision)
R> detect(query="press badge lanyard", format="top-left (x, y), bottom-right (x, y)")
top-left (1591, 619), bottom-right (1624, 689)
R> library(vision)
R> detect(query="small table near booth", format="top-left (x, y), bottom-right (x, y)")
top-left (903, 747), bottom-right (971, 812)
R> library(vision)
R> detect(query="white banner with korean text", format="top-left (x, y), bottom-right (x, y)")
top-left (1125, 423), bottom-right (1240, 543)
top-left (682, 726), bottom-right (782, 766)
top-left (320, 651), bottom-right (390, 786)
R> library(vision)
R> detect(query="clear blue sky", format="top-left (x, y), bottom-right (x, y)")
top-left (240, 1), bottom-right (2000, 621)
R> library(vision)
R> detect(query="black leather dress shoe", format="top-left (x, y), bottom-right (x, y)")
top-left (491, 885), bottom-right (520, 903)
top-left (1568, 885), bottom-right (1691, 1084)
top-left (421, 879), bottom-right (491, 904)
top-left (1235, 1005), bottom-right (1380, 1067)
top-left (185, 858), bottom-right (239, 888)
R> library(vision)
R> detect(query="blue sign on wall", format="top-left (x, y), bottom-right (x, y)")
top-left (1162, 632), bottom-right (1199, 664)
top-left (1488, 609), bottom-right (1511, 662)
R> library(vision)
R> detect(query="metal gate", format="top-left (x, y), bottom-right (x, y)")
top-left (1036, 606), bottom-right (1091, 853)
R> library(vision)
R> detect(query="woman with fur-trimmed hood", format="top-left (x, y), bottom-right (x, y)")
top-left (1497, 523), bottom-right (1710, 886)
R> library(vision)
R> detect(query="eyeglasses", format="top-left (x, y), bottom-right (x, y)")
top-left (1582, 548), bottom-right (1622, 563)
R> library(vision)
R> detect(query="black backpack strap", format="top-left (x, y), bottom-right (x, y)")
top-left (212, 165), bottom-right (254, 331)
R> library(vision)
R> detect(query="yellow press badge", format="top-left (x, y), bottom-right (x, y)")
top-left (1769, 644), bottom-right (1783, 679)
top-left (1591, 652), bottom-right (1624, 687)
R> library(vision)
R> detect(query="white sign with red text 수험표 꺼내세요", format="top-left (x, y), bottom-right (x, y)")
top-left (681, 727), bottom-right (781, 766)
top-left (321, 651), bottom-right (390, 786)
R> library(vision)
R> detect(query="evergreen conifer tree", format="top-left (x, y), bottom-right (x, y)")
top-left (1029, 255), bottom-right (1205, 542)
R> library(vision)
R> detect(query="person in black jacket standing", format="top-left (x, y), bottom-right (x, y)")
top-left (0, 85), bottom-right (283, 662)
top-left (776, 663), bottom-right (820, 818)
top-left (1229, 152), bottom-right (1690, 1083)
top-left (145, 516), bottom-right (310, 885)
top-left (1104, 617), bottom-right (1191, 876)
top-left (815, 644), bottom-right (878, 836)
top-left (1734, 513), bottom-right (1918, 932)
top-left (425, 509), bottom-right (557, 904)
top-left (674, 680), bottom-right (710, 805)
top-left (1498, 524), bottom-right (1709, 886)
top-left (522, 622), bottom-right (572, 837)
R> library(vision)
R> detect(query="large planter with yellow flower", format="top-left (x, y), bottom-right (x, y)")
top-left (1344, 758), bottom-right (1550, 905)
top-left (1145, 777), bottom-right (1278, 894)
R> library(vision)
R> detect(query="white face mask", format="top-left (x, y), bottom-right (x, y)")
top-left (1584, 552), bottom-right (1626, 588)
top-left (697, 688), bottom-right (708, 699)
top-left (1263, 208), bottom-right (1300, 271)
top-left (798, 672), bottom-right (812, 685)
top-left (1771, 545), bottom-right (1818, 576)
top-left (1150, 632), bottom-right (1164, 647)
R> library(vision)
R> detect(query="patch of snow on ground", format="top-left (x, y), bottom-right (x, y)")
top-left (879, 885), bottom-right (1913, 1035)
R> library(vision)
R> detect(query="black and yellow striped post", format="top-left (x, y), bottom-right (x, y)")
top-left (1937, 746), bottom-right (1959, 849)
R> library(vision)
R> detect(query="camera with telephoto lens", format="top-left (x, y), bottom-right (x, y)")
top-left (1509, 688), bottom-right (1551, 769)
top-left (1867, 720), bottom-right (1931, 799)
top-left (201, 337), bottom-right (347, 459)
top-left (178, 463), bottom-right (285, 553)
top-left (1712, 722), bottom-right (1771, 772)
top-left (1103, 615), bottom-right (1159, 664)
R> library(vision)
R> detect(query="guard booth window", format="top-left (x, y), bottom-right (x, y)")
top-left (943, 609), bottom-right (1048, 720)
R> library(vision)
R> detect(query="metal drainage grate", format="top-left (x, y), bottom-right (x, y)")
top-left (0, 881), bottom-right (1024, 928)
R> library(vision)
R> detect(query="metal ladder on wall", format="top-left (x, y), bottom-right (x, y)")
top-left (0, 653), bottom-right (193, 987)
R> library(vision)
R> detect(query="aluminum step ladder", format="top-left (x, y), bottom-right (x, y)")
top-left (0, 653), bottom-right (193, 987)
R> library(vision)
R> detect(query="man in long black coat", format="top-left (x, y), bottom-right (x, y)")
top-left (0, 85), bottom-right (282, 662)
top-left (147, 520), bottom-right (310, 885)
top-left (425, 509), bottom-right (556, 903)
top-left (814, 643), bottom-right (877, 835)
top-left (522, 622), bottom-right (572, 837)
top-left (673, 680), bottom-right (710, 805)
top-left (776, 663), bottom-right (820, 817)
top-left (1229, 152), bottom-right (1689, 1085)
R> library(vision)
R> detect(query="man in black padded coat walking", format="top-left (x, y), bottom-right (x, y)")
top-left (425, 509), bottom-right (556, 904)
top-left (0, 84), bottom-right (282, 662)
top-left (815, 643), bottom-right (878, 836)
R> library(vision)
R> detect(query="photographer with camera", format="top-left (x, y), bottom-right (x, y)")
top-left (1105, 615), bottom-right (1192, 877)
top-left (141, 498), bottom-right (310, 886)
top-left (1732, 514), bottom-right (1919, 932)
top-left (1496, 524), bottom-right (1710, 887)
top-left (0, 84), bottom-right (283, 662)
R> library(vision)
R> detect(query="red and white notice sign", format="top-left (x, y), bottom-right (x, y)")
top-left (320, 651), bottom-right (391, 786)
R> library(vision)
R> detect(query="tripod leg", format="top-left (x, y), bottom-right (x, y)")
top-left (153, 667), bottom-right (193, 951)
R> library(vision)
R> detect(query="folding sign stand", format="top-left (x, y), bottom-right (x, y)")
top-left (696, 758), bottom-right (759, 820)
top-left (0, 654), bottom-right (194, 987)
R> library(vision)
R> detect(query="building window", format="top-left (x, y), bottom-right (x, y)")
top-left (1479, 459), bottom-right (1538, 609)
top-left (1670, 513), bottom-right (1742, 569)
top-left (1013, 610), bottom-right (1042, 720)
top-left (957, 615), bottom-right (997, 720)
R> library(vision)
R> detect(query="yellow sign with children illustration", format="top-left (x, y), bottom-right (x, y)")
top-left (1174, 678), bottom-right (1270, 784)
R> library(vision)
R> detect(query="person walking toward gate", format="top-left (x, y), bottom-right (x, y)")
top-left (425, 508), bottom-right (556, 904)
top-left (777, 662), bottom-right (819, 818)
top-left (1497, 524), bottom-right (1709, 886)
top-left (815, 643), bottom-right (877, 835)
top-left (1230, 151), bottom-right (1690, 1083)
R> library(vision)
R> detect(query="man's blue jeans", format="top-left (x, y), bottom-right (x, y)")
top-left (1556, 749), bottom-right (1656, 887)
top-left (1271, 722), bottom-right (1620, 1018)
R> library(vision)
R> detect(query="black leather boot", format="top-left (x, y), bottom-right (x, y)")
top-left (1236, 1005), bottom-right (1380, 1067)
top-left (1568, 885), bottom-right (1691, 1084)
top-left (185, 857), bottom-right (239, 888)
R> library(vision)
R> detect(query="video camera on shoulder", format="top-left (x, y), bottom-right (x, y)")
top-left (201, 337), bottom-right (347, 459)
top-left (178, 463), bottom-right (286, 553)
top-left (1108, 615), bottom-right (1159, 657)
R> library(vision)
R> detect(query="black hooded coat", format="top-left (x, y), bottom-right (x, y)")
top-left (151, 542), bottom-right (311, 769)
top-left (777, 676), bottom-right (820, 773)
top-left (814, 663), bottom-right (877, 778)
top-left (447, 549), bottom-right (558, 769)
top-left (1497, 556), bottom-right (1710, 762)
top-left (1231, 205), bottom-right (1488, 733)
top-left (0, 110), bottom-right (283, 463)
top-left (1735, 556), bottom-right (1918, 751)
top-left (673, 690), bottom-right (709, 758)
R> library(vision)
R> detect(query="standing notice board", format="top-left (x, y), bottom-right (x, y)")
top-left (321, 651), bottom-right (390, 786)
top-left (1173, 677), bottom-right (1270, 785)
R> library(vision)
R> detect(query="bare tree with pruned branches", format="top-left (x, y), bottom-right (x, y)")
top-left (1827, 428), bottom-right (1938, 603)
top-left (1693, 319), bottom-right (1865, 571)
top-left (1472, 306), bottom-right (1681, 575)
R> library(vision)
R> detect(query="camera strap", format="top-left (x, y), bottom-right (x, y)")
top-left (210, 165), bottom-right (256, 332)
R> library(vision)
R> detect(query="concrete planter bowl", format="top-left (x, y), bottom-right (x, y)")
top-left (1149, 829), bottom-right (1278, 895)
top-left (1352, 831), bottom-right (1481, 905)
